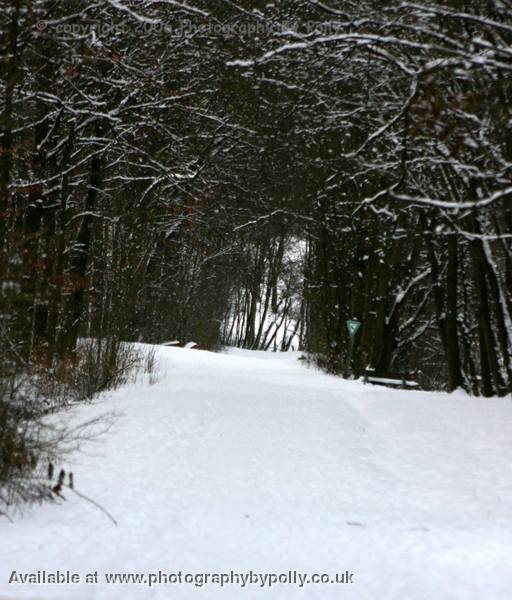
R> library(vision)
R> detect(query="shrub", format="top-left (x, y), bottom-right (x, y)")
top-left (0, 335), bottom-right (145, 515)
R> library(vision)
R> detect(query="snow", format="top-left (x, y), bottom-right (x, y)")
top-left (2, 345), bottom-right (512, 599)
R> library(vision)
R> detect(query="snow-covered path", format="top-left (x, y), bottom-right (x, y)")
top-left (2, 346), bottom-right (512, 599)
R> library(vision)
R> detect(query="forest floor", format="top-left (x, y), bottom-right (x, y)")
top-left (1, 345), bottom-right (512, 599)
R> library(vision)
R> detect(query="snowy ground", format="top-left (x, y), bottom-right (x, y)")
top-left (2, 346), bottom-right (512, 600)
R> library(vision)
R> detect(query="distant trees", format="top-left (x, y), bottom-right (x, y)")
top-left (221, 231), bottom-right (305, 351)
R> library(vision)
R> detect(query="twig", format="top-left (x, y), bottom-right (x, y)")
top-left (67, 486), bottom-right (118, 526)
top-left (0, 510), bottom-right (14, 523)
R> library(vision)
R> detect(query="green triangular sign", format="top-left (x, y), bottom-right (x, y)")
top-left (346, 319), bottom-right (361, 337)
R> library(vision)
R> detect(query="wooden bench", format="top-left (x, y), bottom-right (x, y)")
top-left (363, 367), bottom-right (419, 389)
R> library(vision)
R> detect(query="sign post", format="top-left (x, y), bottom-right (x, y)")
top-left (345, 318), bottom-right (361, 378)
